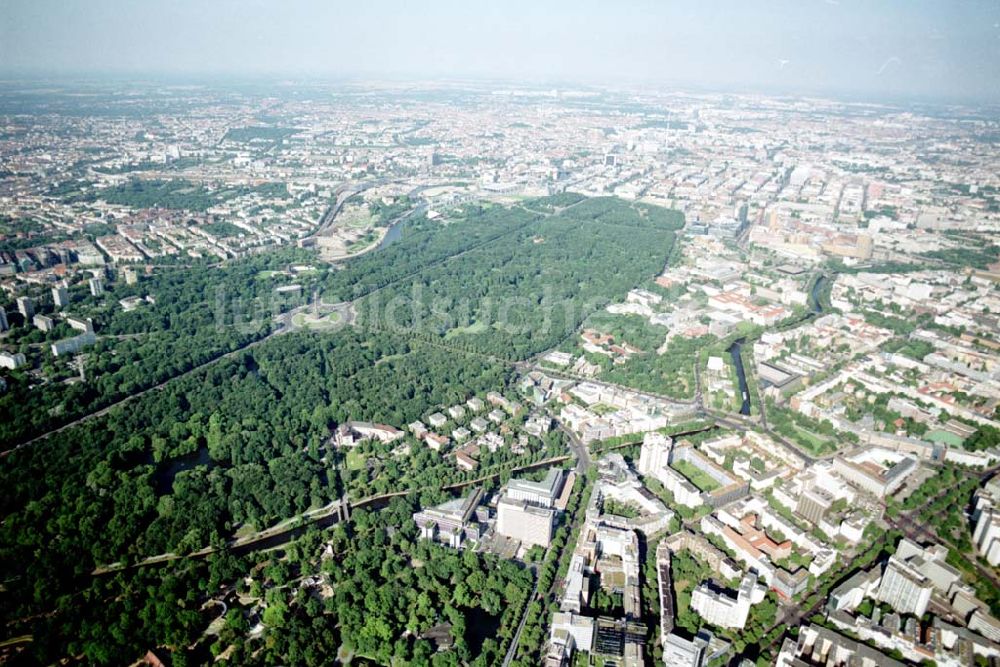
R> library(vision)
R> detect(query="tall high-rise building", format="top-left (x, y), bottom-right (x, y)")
top-left (638, 432), bottom-right (673, 476)
top-left (796, 487), bottom-right (834, 526)
top-left (974, 509), bottom-right (1000, 566)
top-left (876, 556), bottom-right (932, 617)
top-left (0, 309), bottom-right (8, 332)
top-left (52, 285), bottom-right (70, 309)
top-left (0, 351), bottom-right (26, 370)
top-left (690, 573), bottom-right (765, 630)
top-left (496, 497), bottom-right (555, 547)
top-left (16, 296), bottom-right (33, 319)
top-left (88, 277), bottom-right (104, 297)
top-left (33, 314), bottom-right (54, 332)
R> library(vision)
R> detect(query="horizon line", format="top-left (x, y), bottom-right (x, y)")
top-left (1, 70), bottom-right (998, 110)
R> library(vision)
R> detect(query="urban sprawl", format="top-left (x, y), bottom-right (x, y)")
top-left (1, 81), bottom-right (999, 667)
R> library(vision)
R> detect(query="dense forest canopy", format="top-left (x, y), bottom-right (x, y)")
top-left (0, 195), bottom-right (685, 665)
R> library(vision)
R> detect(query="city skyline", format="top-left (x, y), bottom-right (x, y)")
top-left (2, 0), bottom-right (1000, 103)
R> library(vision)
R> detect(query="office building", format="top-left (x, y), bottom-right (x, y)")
top-left (827, 568), bottom-right (881, 613)
top-left (776, 623), bottom-right (906, 667)
top-left (506, 468), bottom-right (565, 508)
top-left (662, 631), bottom-right (710, 667)
top-left (638, 432), bottom-right (673, 475)
top-left (412, 487), bottom-right (483, 548)
top-left (968, 609), bottom-right (1000, 644)
top-left (561, 554), bottom-right (589, 613)
top-left (796, 487), bottom-right (834, 526)
top-left (497, 496), bottom-right (555, 547)
top-left (832, 448), bottom-right (917, 498)
top-left (975, 509), bottom-right (1000, 566)
top-left (550, 613), bottom-right (595, 654)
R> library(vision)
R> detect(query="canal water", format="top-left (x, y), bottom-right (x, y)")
top-left (377, 220), bottom-right (404, 249)
top-left (727, 338), bottom-right (752, 416)
top-left (810, 274), bottom-right (827, 314)
top-left (724, 273), bottom-right (829, 418)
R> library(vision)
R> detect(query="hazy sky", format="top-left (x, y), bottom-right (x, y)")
top-left (2, 0), bottom-right (999, 102)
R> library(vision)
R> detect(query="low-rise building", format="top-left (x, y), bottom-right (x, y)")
top-left (412, 488), bottom-right (483, 548)
top-left (776, 623), bottom-right (906, 667)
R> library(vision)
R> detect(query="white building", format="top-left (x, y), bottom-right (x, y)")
top-left (66, 316), bottom-right (94, 333)
top-left (832, 447), bottom-right (917, 498)
top-left (88, 277), bottom-right (104, 297)
top-left (496, 497), bottom-right (555, 548)
top-left (662, 631), bottom-right (710, 667)
top-left (33, 313), bottom-right (54, 332)
top-left (637, 432), bottom-right (703, 506)
top-left (776, 623), bottom-right (907, 667)
top-left (561, 554), bottom-right (588, 613)
top-left (16, 296), bottom-right (34, 319)
top-left (52, 285), bottom-right (70, 308)
top-left (50, 331), bottom-right (97, 357)
top-left (0, 351), bottom-right (26, 370)
top-left (638, 431), bottom-right (672, 475)
top-left (876, 556), bottom-right (933, 617)
top-left (974, 509), bottom-right (1000, 566)
top-left (549, 612), bottom-right (594, 653)
top-left (690, 573), bottom-right (766, 629)
top-left (506, 468), bottom-right (564, 508)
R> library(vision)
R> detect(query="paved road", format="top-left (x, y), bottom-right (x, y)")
top-left (304, 179), bottom-right (390, 240)
top-left (554, 416), bottom-right (590, 475)
top-left (500, 563), bottom-right (542, 667)
top-left (500, 423), bottom-right (592, 667)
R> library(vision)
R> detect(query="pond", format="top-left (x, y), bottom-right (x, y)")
top-left (152, 447), bottom-right (214, 494)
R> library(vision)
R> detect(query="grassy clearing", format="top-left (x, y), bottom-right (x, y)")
top-left (291, 311), bottom-right (342, 329)
top-left (444, 321), bottom-right (488, 338)
top-left (345, 448), bottom-right (366, 471)
top-left (672, 460), bottom-right (720, 492)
